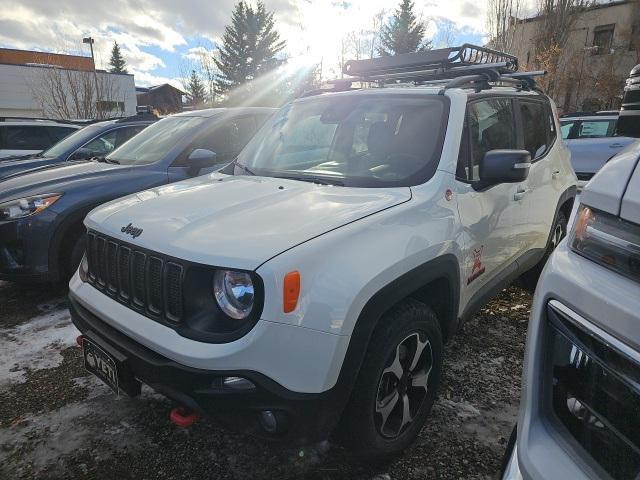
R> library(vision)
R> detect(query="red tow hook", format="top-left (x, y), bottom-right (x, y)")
top-left (76, 335), bottom-right (85, 346)
top-left (170, 406), bottom-right (199, 427)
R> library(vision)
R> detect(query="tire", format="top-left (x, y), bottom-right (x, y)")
top-left (64, 234), bottom-right (86, 284)
top-left (341, 298), bottom-right (443, 460)
top-left (519, 210), bottom-right (568, 292)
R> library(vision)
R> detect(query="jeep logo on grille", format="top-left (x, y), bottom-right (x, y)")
top-left (121, 223), bottom-right (143, 238)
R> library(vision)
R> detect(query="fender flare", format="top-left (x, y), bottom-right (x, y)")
top-left (326, 254), bottom-right (460, 410)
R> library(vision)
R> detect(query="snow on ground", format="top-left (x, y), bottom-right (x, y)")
top-left (0, 300), bottom-right (79, 386)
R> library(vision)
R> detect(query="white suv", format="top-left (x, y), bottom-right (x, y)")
top-left (68, 46), bottom-right (577, 457)
top-left (503, 64), bottom-right (640, 480)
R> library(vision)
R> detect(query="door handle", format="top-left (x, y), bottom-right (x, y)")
top-left (514, 187), bottom-right (529, 201)
top-left (552, 169), bottom-right (560, 179)
top-left (610, 143), bottom-right (624, 148)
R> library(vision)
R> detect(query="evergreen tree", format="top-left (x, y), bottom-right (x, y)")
top-left (186, 70), bottom-right (207, 108)
top-left (214, 1), bottom-right (286, 94)
top-left (378, 0), bottom-right (430, 56)
top-left (108, 41), bottom-right (127, 73)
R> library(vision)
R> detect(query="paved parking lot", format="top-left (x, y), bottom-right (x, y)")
top-left (0, 280), bottom-right (530, 479)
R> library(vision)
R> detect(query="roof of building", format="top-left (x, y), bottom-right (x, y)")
top-left (135, 83), bottom-right (185, 95)
top-left (0, 47), bottom-right (95, 71)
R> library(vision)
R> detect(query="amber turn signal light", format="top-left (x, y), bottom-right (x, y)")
top-left (283, 271), bottom-right (300, 313)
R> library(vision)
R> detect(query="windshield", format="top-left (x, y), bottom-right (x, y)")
top-left (233, 94), bottom-right (448, 187)
top-left (106, 116), bottom-right (205, 165)
top-left (41, 124), bottom-right (106, 158)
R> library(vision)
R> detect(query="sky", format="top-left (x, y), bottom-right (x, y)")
top-left (0, 0), bottom-right (492, 88)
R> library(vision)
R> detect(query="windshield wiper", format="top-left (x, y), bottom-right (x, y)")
top-left (232, 158), bottom-right (256, 176)
top-left (276, 174), bottom-right (344, 186)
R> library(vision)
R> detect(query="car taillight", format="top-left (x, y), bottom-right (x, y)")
top-left (570, 205), bottom-right (640, 282)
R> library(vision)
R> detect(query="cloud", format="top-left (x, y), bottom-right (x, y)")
top-left (0, 0), bottom-right (494, 87)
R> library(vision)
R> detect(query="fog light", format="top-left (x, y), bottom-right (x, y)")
top-left (222, 376), bottom-right (255, 390)
top-left (260, 410), bottom-right (278, 433)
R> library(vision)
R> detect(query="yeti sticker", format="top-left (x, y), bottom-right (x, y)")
top-left (467, 245), bottom-right (486, 285)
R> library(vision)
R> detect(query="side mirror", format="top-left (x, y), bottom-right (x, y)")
top-left (187, 148), bottom-right (217, 176)
top-left (69, 148), bottom-right (94, 161)
top-left (479, 149), bottom-right (531, 187)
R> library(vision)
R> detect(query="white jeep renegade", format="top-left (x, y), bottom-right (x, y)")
top-left (69, 46), bottom-right (577, 457)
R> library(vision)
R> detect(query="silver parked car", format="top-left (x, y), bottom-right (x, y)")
top-left (560, 111), bottom-right (635, 185)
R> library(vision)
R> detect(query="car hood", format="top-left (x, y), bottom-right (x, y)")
top-left (86, 173), bottom-right (411, 270)
top-left (621, 141), bottom-right (640, 224)
top-left (0, 161), bottom-right (124, 202)
top-left (582, 140), bottom-right (640, 216)
top-left (0, 156), bottom-right (62, 180)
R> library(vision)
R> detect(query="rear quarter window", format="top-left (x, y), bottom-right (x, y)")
top-left (0, 125), bottom-right (55, 150)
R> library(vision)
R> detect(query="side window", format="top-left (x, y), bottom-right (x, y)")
top-left (519, 101), bottom-right (549, 160)
top-left (458, 98), bottom-right (517, 182)
top-left (194, 117), bottom-right (258, 164)
top-left (114, 126), bottom-right (145, 148)
top-left (576, 120), bottom-right (614, 138)
top-left (560, 121), bottom-right (576, 139)
top-left (2, 126), bottom-right (53, 150)
top-left (48, 127), bottom-right (77, 143)
top-left (82, 130), bottom-right (118, 156)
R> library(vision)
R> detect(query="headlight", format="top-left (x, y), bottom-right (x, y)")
top-left (570, 204), bottom-right (640, 282)
top-left (0, 194), bottom-right (62, 221)
top-left (213, 270), bottom-right (255, 320)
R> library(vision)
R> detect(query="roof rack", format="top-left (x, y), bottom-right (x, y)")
top-left (342, 44), bottom-right (518, 80)
top-left (305, 44), bottom-right (545, 96)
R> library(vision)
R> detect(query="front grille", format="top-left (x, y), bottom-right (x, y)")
top-left (86, 231), bottom-right (184, 323)
top-left (546, 302), bottom-right (640, 479)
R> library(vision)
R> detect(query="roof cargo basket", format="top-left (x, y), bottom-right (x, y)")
top-left (305, 44), bottom-right (544, 97)
top-left (343, 44), bottom-right (518, 79)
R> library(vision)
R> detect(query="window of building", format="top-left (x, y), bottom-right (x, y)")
top-left (96, 100), bottom-right (125, 113)
top-left (593, 24), bottom-right (615, 54)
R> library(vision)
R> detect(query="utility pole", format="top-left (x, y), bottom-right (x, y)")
top-left (83, 37), bottom-right (101, 113)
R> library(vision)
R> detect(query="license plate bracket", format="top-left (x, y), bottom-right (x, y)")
top-left (82, 336), bottom-right (141, 397)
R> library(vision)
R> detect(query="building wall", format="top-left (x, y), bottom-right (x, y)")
top-left (0, 63), bottom-right (136, 119)
top-left (510, 1), bottom-right (639, 112)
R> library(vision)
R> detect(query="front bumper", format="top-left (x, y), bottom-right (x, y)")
top-left (68, 279), bottom-right (353, 442)
top-left (0, 211), bottom-right (59, 282)
top-left (517, 241), bottom-right (640, 479)
top-left (502, 443), bottom-right (523, 480)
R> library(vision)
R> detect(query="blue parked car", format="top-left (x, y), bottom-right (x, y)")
top-left (0, 112), bottom-right (158, 180)
top-left (0, 107), bottom-right (275, 283)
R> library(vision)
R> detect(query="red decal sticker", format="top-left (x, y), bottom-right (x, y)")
top-left (467, 245), bottom-right (486, 285)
